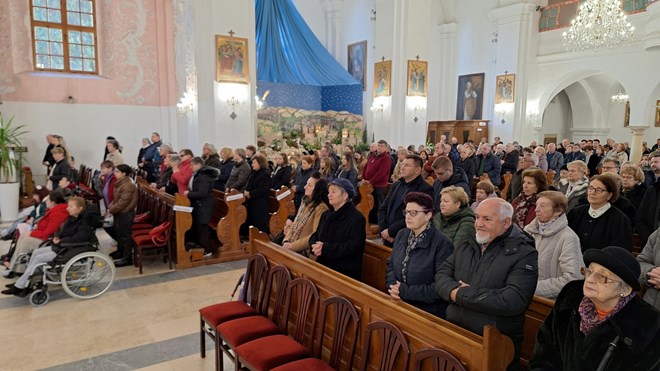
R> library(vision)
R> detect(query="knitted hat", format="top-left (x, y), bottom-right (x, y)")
top-left (583, 246), bottom-right (641, 292)
top-left (329, 178), bottom-right (356, 199)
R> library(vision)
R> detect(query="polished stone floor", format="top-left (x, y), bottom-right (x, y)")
top-left (0, 225), bottom-right (245, 371)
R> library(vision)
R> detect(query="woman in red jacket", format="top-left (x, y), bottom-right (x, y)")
top-left (2, 188), bottom-right (71, 275)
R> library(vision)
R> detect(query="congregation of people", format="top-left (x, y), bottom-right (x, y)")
top-left (2, 131), bottom-right (660, 370)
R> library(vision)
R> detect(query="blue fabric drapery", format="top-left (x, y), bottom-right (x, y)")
top-left (255, 0), bottom-right (360, 87)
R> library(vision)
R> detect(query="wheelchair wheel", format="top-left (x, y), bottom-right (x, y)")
top-left (29, 289), bottom-right (49, 307)
top-left (61, 251), bottom-right (115, 300)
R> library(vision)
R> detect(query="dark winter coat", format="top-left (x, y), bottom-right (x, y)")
top-left (637, 180), bottom-right (660, 245)
top-left (245, 168), bottom-right (271, 233)
top-left (506, 169), bottom-right (523, 202)
top-left (52, 207), bottom-right (99, 253)
top-left (310, 202), bottom-right (366, 280)
top-left (435, 225), bottom-right (538, 353)
top-left (432, 205), bottom-right (476, 248)
top-left (458, 157), bottom-right (476, 182)
top-left (204, 154), bottom-right (222, 169)
top-left (529, 280), bottom-right (660, 371)
top-left (622, 182), bottom-right (647, 213)
top-left (476, 153), bottom-right (502, 185)
top-left (226, 160), bottom-right (251, 191)
top-left (386, 226), bottom-right (453, 318)
top-left (188, 167), bottom-right (219, 225)
top-left (567, 204), bottom-right (632, 253)
top-left (50, 159), bottom-right (72, 189)
top-left (432, 167), bottom-right (471, 209)
top-left (547, 151), bottom-right (564, 175)
top-left (335, 167), bottom-right (358, 192)
top-left (501, 150), bottom-right (519, 175)
top-left (378, 174), bottom-right (434, 245)
top-left (292, 166), bottom-right (314, 207)
top-left (216, 158), bottom-right (235, 191)
top-left (587, 153), bottom-right (603, 177)
top-left (270, 165), bottom-right (292, 190)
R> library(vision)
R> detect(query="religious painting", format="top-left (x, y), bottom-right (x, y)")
top-left (495, 73), bottom-right (515, 104)
top-left (656, 100), bottom-right (660, 127)
top-left (624, 100), bottom-right (630, 127)
top-left (373, 60), bottom-right (391, 97)
top-left (407, 60), bottom-right (428, 97)
top-left (456, 73), bottom-right (485, 120)
top-left (348, 40), bottom-right (367, 91)
top-left (215, 35), bottom-right (249, 84)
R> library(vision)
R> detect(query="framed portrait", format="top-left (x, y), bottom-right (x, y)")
top-left (624, 100), bottom-right (630, 127)
top-left (656, 100), bottom-right (660, 127)
top-left (456, 73), bottom-right (485, 120)
top-left (373, 60), bottom-right (391, 97)
top-left (495, 73), bottom-right (515, 104)
top-left (407, 60), bottom-right (428, 97)
top-left (216, 35), bottom-right (249, 84)
top-left (348, 40), bottom-right (367, 91)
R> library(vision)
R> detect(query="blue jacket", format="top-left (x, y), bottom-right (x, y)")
top-left (547, 151), bottom-right (564, 175)
top-left (476, 153), bottom-right (502, 185)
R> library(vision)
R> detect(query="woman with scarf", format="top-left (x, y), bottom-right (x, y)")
top-left (281, 173), bottom-right (329, 254)
top-left (560, 160), bottom-right (590, 212)
top-left (511, 168), bottom-right (549, 228)
top-left (530, 246), bottom-right (660, 370)
top-left (524, 191), bottom-right (583, 298)
top-left (386, 192), bottom-right (453, 318)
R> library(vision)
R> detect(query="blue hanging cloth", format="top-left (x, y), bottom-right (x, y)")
top-left (255, 0), bottom-right (361, 87)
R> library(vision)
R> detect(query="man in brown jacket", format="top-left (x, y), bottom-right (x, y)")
top-left (108, 164), bottom-right (139, 267)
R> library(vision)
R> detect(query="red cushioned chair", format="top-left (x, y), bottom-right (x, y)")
top-left (233, 278), bottom-right (320, 371)
top-left (134, 221), bottom-right (172, 274)
top-left (413, 348), bottom-right (467, 371)
top-left (359, 321), bottom-right (410, 371)
top-left (271, 295), bottom-right (360, 371)
top-left (215, 265), bottom-right (292, 370)
top-left (198, 254), bottom-right (269, 370)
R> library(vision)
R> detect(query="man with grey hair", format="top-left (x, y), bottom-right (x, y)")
top-left (435, 198), bottom-right (538, 369)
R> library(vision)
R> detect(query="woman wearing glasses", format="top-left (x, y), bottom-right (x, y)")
top-left (386, 192), bottom-right (454, 318)
top-left (530, 246), bottom-right (660, 371)
top-left (567, 175), bottom-right (632, 253)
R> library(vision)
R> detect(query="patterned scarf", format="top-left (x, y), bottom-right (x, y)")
top-left (513, 193), bottom-right (537, 228)
top-left (288, 198), bottom-right (317, 242)
top-left (401, 222), bottom-right (432, 284)
top-left (578, 292), bottom-right (635, 335)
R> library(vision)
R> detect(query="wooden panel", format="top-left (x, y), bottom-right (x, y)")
top-left (427, 120), bottom-right (489, 144)
top-left (361, 240), bottom-right (391, 293)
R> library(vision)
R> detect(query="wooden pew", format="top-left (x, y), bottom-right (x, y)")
top-left (19, 166), bottom-right (36, 209)
top-left (268, 186), bottom-right (295, 237)
top-left (249, 229), bottom-right (515, 371)
top-left (213, 189), bottom-right (250, 264)
top-left (500, 173), bottom-right (512, 200)
top-left (355, 180), bottom-right (380, 238)
top-left (521, 295), bottom-right (554, 369)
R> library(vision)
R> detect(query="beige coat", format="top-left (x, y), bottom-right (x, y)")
top-left (283, 202), bottom-right (328, 252)
top-left (638, 228), bottom-right (660, 310)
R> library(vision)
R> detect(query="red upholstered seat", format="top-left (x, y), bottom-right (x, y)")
top-left (235, 334), bottom-right (309, 371)
top-left (131, 228), bottom-right (153, 238)
top-left (217, 315), bottom-right (279, 347)
top-left (133, 234), bottom-right (155, 247)
top-left (271, 358), bottom-right (334, 371)
top-left (131, 223), bottom-right (154, 230)
top-left (199, 301), bottom-right (258, 327)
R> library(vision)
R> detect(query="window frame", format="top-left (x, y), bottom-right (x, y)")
top-left (29, 0), bottom-right (99, 75)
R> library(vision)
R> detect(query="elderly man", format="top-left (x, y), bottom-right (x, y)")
top-left (476, 144), bottom-right (502, 186)
top-left (424, 142), bottom-right (445, 179)
top-left (378, 154), bottom-right (433, 246)
top-left (363, 140), bottom-right (394, 220)
top-left (432, 156), bottom-right (471, 207)
top-left (500, 143), bottom-right (520, 175)
top-left (435, 198), bottom-right (538, 370)
top-left (546, 143), bottom-right (564, 178)
top-left (601, 158), bottom-right (620, 174)
top-left (506, 153), bottom-right (538, 202)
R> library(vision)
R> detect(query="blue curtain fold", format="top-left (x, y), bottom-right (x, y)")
top-left (255, 0), bottom-right (361, 87)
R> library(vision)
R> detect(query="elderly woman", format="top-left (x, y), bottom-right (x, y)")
top-left (534, 146), bottom-right (548, 172)
top-left (588, 145), bottom-right (605, 177)
top-left (105, 139), bottom-right (125, 166)
top-left (567, 175), bottom-right (632, 253)
top-left (458, 145), bottom-right (476, 181)
top-left (638, 227), bottom-right (660, 311)
top-left (433, 186), bottom-right (475, 248)
top-left (243, 154), bottom-right (271, 234)
top-left (137, 137), bottom-right (151, 167)
top-left (391, 148), bottom-right (409, 182)
top-left (215, 147), bottom-right (235, 191)
top-left (560, 160), bottom-right (589, 212)
top-left (470, 180), bottom-right (498, 211)
top-left (620, 164), bottom-right (647, 211)
top-left (387, 192), bottom-right (453, 318)
top-left (309, 178), bottom-right (366, 280)
top-left (512, 168), bottom-right (549, 228)
top-left (530, 246), bottom-right (660, 370)
top-left (524, 191), bottom-right (583, 298)
top-left (282, 173), bottom-right (329, 254)
top-left (184, 157), bottom-right (219, 256)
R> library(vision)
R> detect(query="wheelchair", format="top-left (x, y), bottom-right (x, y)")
top-left (25, 236), bottom-right (116, 307)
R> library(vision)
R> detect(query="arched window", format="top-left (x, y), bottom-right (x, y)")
top-left (30, 0), bottom-right (98, 74)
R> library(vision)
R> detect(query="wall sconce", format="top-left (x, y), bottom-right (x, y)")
top-left (527, 110), bottom-right (539, 125)
top-left (413, 105), bottom-right (426, 123)
top-left (227, 96), bottom-right (241, 119)
top-left (495, 107), bottom-right (507, 124)
top-left (370, 103), bottom-right (384, 114)
top-left (177, 91), bottom-right (196, 114)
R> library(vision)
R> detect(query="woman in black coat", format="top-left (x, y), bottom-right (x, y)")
top-left (185, 157), bottom-right (219, 255)
top-left (386, 192), bottom-right (453, 318)
top-left (215, 147), bottom-right (235, 191)
top-left (458, 146), bottom-right (476, 182)
top-left (292, 155), bottom-right (314, 208)
top-left (270, 152), bottom-right (292, 190)
top-left (244, 154), bottom-right (271, 234)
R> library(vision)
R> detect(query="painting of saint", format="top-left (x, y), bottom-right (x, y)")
top-left (407, 60), bottom-right (428, 97)
top-left (656, 100), bottom-right (660, 127)
top-left (495, 74), bottom-right (515, 104)
top-left (373, 60), bottom-right (391, 97)
top-left (216, 35), bottom-right (249, 84)
top-left (456, 73), bottom-right (485, 120)
top-left (348, 41), bottom-right (367, 91)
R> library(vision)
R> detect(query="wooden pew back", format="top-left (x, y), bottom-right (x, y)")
top-left (268, 186), bottom-right (295, 237)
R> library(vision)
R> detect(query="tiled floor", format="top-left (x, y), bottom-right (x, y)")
top-left (0, 225), bottom-right (245, 371)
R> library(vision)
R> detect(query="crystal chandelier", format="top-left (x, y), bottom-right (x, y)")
top-left (562, 0), bottom-right (634, 51)
top-left (611, 90), bottom-right (629, 104)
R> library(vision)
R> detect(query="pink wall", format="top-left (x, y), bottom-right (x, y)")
top-left (0, 0), bottom-right (177, 106)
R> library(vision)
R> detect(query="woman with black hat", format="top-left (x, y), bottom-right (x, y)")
top-left (530, 246), bottom-right (660, 371)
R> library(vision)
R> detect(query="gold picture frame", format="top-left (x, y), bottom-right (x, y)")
top-left (407, 60), bottom-right (427, 97)
top-left (348, 40), bottom-right (367, 91)
top-left (656, 100), bottom-right (660, 127)
top-left (215, 35), bottom-right (249, 84)
top-left (373, 60), bottom-right (391, 97)
top-left (495, 73), bottom-right (515, 104)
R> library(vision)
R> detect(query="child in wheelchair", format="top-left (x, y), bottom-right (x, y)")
top-left (2, 197), bottom-right (99, 297)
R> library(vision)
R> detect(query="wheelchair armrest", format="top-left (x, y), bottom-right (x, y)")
top-left (58, 241), bottom-right (91, 248)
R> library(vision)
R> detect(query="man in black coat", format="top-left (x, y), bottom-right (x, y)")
top-left (500, 143), bottom-right (519, 175)
top-left (42, 134), bottom-right (56, 172)
top-left (435, 198), bottom-right (538, 370)
top-left (185, 157), bottom-right (219, 256)
top-left (48, 147), bottom-right (71, 191)
top-left (431, 156), bottom-right (471, 208)
top-left (378, 154), bottom-right (434, 247)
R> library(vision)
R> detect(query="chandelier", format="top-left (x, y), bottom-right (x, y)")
top-left (611, 90), bottom-right (629, 104)
top-left (562, 0), bottom-right (634, 51)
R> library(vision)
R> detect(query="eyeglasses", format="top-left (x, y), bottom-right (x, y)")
top-left (587, 186), bottom-right (608, 194)
top-left (601, 166), bottom-right (616, 170)
top-left (403, 209), bottom-right (429, 217)
top-left (580, 267), bottom-right (622, 285)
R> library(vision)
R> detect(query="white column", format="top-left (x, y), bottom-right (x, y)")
top-left (429, 22), bottom-right (458, 121)
top-left (643, 1), bottom-right (660, 51)
top-left (320, 0), bottom-right (344, 59)
top-left (630, 126), bottom-right (649, 162)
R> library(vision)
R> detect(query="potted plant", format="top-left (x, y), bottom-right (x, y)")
top-left (0, 114), bottom-right (28, 221)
